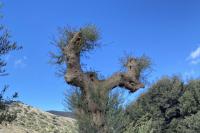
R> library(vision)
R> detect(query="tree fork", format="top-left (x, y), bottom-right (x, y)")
top-left (55, 26), bottom-right (150, 131)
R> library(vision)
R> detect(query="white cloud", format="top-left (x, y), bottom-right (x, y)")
top-left (191, 59), bottom-right (200, 65)
top-left (187, 46), bottom-right (200, 65)
top-left (190, 47), bottom-right (200, 59)
top-left (14, 56), bottom-right (27, 68)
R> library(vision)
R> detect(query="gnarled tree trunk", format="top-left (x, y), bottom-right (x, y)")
top-left (61, 30), bottom-right (146, 131)
top-left (52, 26), bottom-right (150, 132)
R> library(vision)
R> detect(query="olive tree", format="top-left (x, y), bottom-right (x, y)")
top-left (52, 25), bottom-right (150, 132)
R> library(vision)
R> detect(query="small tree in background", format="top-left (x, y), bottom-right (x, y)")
top-left (0, 4), bottom-right (20, 123)
top-left (52, 25), bottom-right (151, 132)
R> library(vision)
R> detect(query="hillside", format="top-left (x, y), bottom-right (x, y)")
top-left (47, 111), bottom-right (75, 119)
top-left (0, 102), bottom-right (77, 133)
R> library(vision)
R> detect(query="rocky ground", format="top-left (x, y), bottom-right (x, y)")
top-left (0, 102), bottom-right (77, 133)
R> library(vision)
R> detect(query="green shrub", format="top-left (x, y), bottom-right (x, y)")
top-left (66, 88), bottom-right (131, 133)
top-left (127, 77), bottom-right (200, 133)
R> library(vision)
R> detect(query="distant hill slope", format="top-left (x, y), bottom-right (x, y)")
top-left (0, 102), bottom-right (77, 133)
top-left (47, 110), bottom-right (75, 119)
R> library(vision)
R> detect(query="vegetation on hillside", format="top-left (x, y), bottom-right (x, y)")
top-left (126, 77), bottom-right (200, 133)
top-left (0, 102), bottom-right (76, 133)
top-left (66, 76), bottom-right (200, 133)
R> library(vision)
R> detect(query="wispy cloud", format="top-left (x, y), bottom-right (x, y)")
top-left (190, 47), bottom-right (200, 59)
top-left (190, 59), bottom-right (200, 65)
top-left (187, 46), bottom-right (200, 65)
top-left (14, 56), bottom-right (27, 68)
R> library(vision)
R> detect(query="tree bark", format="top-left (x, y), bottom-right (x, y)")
top-left (63, 30), bottom-right (145, 131)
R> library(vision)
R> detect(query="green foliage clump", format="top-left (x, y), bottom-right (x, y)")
top-left (125, 113), bottom-right (154, 133)
top-left (127, 76), bottom-right (200, 133)
top-left (120, 54), bottom-right (151, 82)
top-left (176, 111), bottom-right (200, 133)
top-left (0, 26), bottom-right (21, 76)
top-left (51, 25), bottom-right (100, 66)
top-left (0, 85), bottom-right (18, 124)
top-left (134, 55), bottom-right (151, 80)
top-left (80, 24), bottom-right (100, 52)
top-left (65, 88), bottom-right (131, 133)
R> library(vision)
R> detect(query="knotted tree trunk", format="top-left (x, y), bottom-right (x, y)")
top-left (53, 25), bottom-right (150, 132)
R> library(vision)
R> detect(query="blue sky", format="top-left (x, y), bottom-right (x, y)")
top-left (1, 0), bottom-right (200, 111)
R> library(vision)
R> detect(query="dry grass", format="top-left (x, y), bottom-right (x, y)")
top-left (0, 102), bottom-right (77, 133)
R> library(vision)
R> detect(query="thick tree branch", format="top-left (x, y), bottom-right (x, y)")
top-left (63, 32), bottom-right (87, 88)
top-left (63, 31), bottom-right (99, 89)
top-left (102, 58), bottom-right (145, 92)
top-left (102, 72), bottom-right (144, 92)
top-left (62, 28), bottom-right (147, 93)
